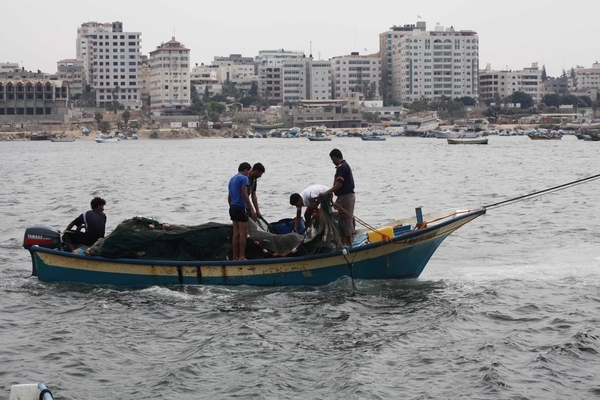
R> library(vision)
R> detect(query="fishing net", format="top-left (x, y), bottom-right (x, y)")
top-left (86, 195), bottom-right (342, 261)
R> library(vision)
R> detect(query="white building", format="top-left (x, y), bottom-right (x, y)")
top-left (331, 52), bottom-right (381, 100)
top-left (149, 38), bottom-right (191, 113)
top-left (308, 60), bottom-right (332, 100)
top-left (212, 54), bottom-right (257, 97)
top-left (256, 49), bottom-right (305, 105)
top-left (383, 22), bottom-right (479, 104)
top-left (77, 21), bottom-right (143, 109)
top-left (479, 62), bottom-right (543, 105)
top-left (0, 62), bottom-right (20, 73)
top-left (190, 65), bottom-right (221, 97)
top-left (574, 62), bottom-right (600, 91)
top-left (281, 59), bottom-right (308, 103)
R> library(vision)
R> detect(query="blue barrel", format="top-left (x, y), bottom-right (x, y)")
top-left (270, 218), bottom-right (305, 234)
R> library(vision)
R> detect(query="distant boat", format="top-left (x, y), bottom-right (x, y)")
top-left (308, 136), bottom-right (331, 141)
top-left (447, 137), bottom-right (488, 145)
top-left (361, 136), bottom-right (386, 141)
top-left (566, 121), bottom-right (600, 130)
top-left (405, 112), bottom-right (439, 136)
top-left (527, 134), bottom-right (561, 140)
top-left (30, 133), bottom-right (52, 141)
top-left (250, 122), bottom-right (284, 130)
top-left (95, 134), bottom-right (119, 143)
top-left (50, 137), bottom-right (75, 142)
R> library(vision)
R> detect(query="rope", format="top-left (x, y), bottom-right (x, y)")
top-left (483, 173), bottom-right (600, 210)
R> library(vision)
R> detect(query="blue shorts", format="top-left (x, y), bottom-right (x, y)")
top-left (229, 205), bottom-right (248, 222)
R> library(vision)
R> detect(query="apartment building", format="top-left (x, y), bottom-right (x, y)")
top-left (379, 22), bottom-right (427, 102)
top-left (382, 22), bottom-right (479, 104)
top-left (256, 49), bottom-right (305, 105)
top-left (281, 59), bottom-right (308, 103)
top-left (331, 53), bottom-right (381, 100)
top-left (0, 63), bottom-right (20, 73)
top-left (77, 21), bottom-right (143, 109)
top-left (149, 38), bottom-right (191, 113)
top-left (56, 59), bottom-right (84, 96)
top-left (308, 60), bottom-right (332, 100)
top-left (479, 63), bottom-right (543, 104)
top-left (212, 54), bottom-right (257, 97)
top-left (574, 62), bottom-right (600, 91)
top-left (190, 65), bottom-right (220, 97)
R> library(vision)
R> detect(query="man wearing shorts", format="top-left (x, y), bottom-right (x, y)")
top-left (326, 149), bottom-right (356, 247)
top-left (228, 162), bottom-right (256, 260)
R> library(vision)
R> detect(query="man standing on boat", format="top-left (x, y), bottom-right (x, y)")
top-left (228, 162), bottom-right (257, 260)
top-left (63, 197), bottom-right (107, 252)
top-left (289, 184), bottom-right (329, 233)
top-left (326, 149), bottom-right (355, 248)
top-left (247, 163), bottom-right (265, 219)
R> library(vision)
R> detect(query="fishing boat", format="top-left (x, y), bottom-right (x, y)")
top-left (250, 122), bottom-right (284, 130)
top-left (22, 205), bottom-right (485, 287)
top-left (307, 136), bottom-right (331, 141)
top-left (95, 134), bottom-right (119, 143)
top-left (447, 137), bottom-right (488, 145)
top-left (361, 136), bottom-right (386, 141)
top-left (527, 134), bottom-right (561, 140)
top-left (50, 137), bottom-right (75, 142)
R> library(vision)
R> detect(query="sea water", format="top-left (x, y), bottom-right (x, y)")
top-left (1, 136), bottom-right (599, 399)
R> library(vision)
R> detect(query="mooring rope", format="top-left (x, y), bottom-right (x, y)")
top-left (483, 173), bottom-right (600, 210)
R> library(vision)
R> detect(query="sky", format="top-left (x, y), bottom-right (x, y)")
top-left (1, 0), bottom-right (597, 78)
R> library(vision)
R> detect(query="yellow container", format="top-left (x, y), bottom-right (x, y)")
top-left (367, 226), bottom-right (394, 243)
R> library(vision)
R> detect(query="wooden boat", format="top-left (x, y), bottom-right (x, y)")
top-left (447, 137), bottom-right (488, 145)
top-left (23, 208), bottom-right (485, 287)
top-left (361, 136), bottom-right (386, 141)
top-left (307, 136), bottom-right (331, 141)
top-left (50, 137), bottom-right (75, 142)
top-left (250, 122), bottom-right (284, 130)
top-left (527, 134), bottom-right (561, 140)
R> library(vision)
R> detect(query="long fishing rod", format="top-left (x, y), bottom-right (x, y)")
top-left (484, 173), bottom-right (600, 210)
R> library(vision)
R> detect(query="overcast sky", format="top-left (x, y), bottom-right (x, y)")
top-left (2, 0), bottom-right (597, 78)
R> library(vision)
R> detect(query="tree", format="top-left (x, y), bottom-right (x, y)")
top-left (94, 112), bottom-right (103, 129)
top-left (111, 85), bottom-right (120, 114)
top-left (510, 91), bottom-right (533, 108)
top-left (249, 81), bottom-right (258, 97)
top-left (98, 121), bottom-right (110, 133)
top-left (122, 109), bottom-right (131, 127)
top-left (455, 96), bottom-right (476, 106)
top-left (541, 65), bottom-right (548, 82)
top-left (542, 94), bottom-right (560, 107)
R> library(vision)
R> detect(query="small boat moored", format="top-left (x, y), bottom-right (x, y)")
top-left (447, 136), bottom-right (488, 145)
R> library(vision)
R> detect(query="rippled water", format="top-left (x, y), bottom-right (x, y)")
top-left (1, 136), bottom-right (600, 399)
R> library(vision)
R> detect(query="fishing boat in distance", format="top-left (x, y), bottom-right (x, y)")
top-left (50, 137), bottom-right (75, 142)
top-left (361, 136), bottom-right (386, 141)
top-left (23, 203), bottom-right (485, 287)
top-left (307, 135), bottom-right (331, 141)
top-left (95, 133), bottom-right (119, 143)
top-left (447, 136), bottom-right (488, 145)
top-left (250, 122), bottom-right (284, 130)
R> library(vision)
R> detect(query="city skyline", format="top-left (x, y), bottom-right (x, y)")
top-left (1, 0), bottom-right (597, 78)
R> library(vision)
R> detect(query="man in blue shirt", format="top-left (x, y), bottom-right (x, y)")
top-left (228, 162), bottom-right (256, 260)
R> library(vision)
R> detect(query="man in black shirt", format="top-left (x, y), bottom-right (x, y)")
top-left (326, 149), bottom-right (356, 247)
top-left (63, 197), bottom-right (107, 252)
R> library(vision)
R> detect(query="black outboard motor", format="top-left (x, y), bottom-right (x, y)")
top-left (23, 225), bottom-right (62, 276)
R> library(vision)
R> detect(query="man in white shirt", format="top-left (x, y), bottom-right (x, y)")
top-left (289, 184), bottom-right (329, 233)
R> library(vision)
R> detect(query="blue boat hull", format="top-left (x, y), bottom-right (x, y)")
top-left (29, 209), bottom-right (484, 287)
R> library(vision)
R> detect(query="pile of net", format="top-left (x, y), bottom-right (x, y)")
top-left (87, 195), bottom-right (342, 261)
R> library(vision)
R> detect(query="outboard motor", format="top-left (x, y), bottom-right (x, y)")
top-left (23, 225), bottom-right (62, 276)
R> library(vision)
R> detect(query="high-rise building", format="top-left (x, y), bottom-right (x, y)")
top-left (149, 38), bottom-right (191, 113)
top-left (331, 52), bottom-right (381, 100)
top-left (381, 22), bottom-right (479, 104)
top-left (76, 21), bottom-right (142, 109)
top-left (307, 59), bottom-right (332, 100)
top-left (256, 49), bottom-right (305, 105)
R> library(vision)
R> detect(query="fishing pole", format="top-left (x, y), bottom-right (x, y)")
top-left (484, 173), bottom-right (600, 210)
